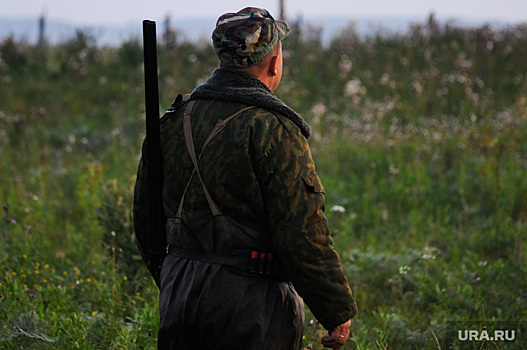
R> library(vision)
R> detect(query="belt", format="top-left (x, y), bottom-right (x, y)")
top-left (167, 246), bottom-right (288, 280)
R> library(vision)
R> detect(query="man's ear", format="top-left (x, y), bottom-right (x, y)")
top-left (268, 55), bottom-right (279, 76)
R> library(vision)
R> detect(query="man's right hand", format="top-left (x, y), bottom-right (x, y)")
top-left (320, 319), bottom-right (351, 349)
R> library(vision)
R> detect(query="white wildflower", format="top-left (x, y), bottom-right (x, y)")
top-left (330, 205), bottom-right (346, 213)
top-left (344, 78), bottom-right (365, 96)
top-left (421, 246), bottom-right (439, 260)
top-left (399, 265), bottom-right (410, 275)
top-left (311, 103), bottom-right (327, 117)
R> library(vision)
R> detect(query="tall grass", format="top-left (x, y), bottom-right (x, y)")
top-left (1, 16), bottom-right (526, 349)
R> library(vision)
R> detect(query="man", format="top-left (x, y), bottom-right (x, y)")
top-left (133, 7), bottom-right (357, 350)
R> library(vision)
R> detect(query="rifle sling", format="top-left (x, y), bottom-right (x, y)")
top-left (176, 101), bottom-right (256, 218)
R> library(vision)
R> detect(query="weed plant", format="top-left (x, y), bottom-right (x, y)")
top-left (1, 16), bottom-right (526, 349)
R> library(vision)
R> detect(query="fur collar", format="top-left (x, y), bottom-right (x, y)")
top-left (190, 68), bottom-right (311, 139)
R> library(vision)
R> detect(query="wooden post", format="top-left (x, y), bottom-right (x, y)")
top-left (38, 13), bottom-right (46, 46)
top-left (279, 0), bottom-right (285, 20)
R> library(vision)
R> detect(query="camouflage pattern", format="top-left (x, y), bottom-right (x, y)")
top-left (212, 7), bottom-right (289, 68)
top-left (134, 97), bottom-right (357, 335)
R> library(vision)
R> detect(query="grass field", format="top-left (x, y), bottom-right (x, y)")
top-left (1, 16), bottom-right (526, 349)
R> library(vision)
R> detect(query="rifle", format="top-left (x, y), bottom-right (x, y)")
top-left (142, 20), bottom-right (167, 286)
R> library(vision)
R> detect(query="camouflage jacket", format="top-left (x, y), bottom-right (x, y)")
top-left (133, 68), bottom-right (357, 330)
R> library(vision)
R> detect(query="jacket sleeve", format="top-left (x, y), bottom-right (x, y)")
top-left (253, 114), bottom-right (358, 330)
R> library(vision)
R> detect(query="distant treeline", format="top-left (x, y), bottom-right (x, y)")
top-left (1, 14), bottom-right (525, 120)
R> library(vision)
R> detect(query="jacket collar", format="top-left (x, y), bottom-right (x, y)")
top-left (190, 68), bottom-right (311, 139)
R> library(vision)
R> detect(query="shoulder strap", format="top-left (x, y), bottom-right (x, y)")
top-left (176, 101), bottom-right (255, 217)
top-left (160, 94), bottom-right (192, 124)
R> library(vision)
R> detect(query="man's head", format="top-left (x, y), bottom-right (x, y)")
top-left (212, 7), bottom-right (289, 69)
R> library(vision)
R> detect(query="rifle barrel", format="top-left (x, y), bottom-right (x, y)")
top-left (142, 20), bottom-right (166, 277)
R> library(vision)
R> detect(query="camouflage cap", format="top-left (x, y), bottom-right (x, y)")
top-left (212, 7), bottom-right (290, 69)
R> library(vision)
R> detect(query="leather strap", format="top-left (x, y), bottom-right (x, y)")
top-left (176, 101), bottom-right (256, 217)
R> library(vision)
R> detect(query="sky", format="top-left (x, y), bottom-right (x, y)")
top-left (2, 0), bottom-right (527, 25)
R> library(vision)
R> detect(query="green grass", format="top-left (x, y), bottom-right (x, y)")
top-left (1, 17), bottom-right (526, 349)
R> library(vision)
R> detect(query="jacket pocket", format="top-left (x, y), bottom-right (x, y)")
top-left (301, 173), bottom-right (325, 194)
